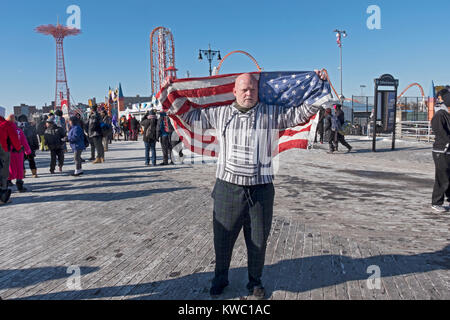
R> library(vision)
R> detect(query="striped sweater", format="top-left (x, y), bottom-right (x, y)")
top-left (180, 101), bottom-right (321, 186)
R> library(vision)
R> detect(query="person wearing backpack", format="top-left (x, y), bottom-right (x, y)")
top-left (17, 115), bottom-right (39, 178)
top-left (431, 88), bottom-right (450, 213)
top-left (44, 119), bottom-right (66, 174)
top-left (141, 111), bottom-right (158, 166)
top-left (68, 116), bottom-right (86, 176)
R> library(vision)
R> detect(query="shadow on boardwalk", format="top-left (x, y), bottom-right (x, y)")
top-left (13, 245), bottom-right (450, 300)
top-left (10, 187), bottom-right (195, 205)
top-left (0, 266), bottom-right (99, 291)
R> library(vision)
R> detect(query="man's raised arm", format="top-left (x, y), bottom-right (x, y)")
top-left (174, 107), bottom-right (220, 130)
top-left (274, 103), bottom-right (322, 130)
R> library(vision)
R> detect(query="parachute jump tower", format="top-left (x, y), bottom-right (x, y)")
top-left (150, 27), bottom-right (177, 95)
top-left (35, 22), bottom-right (81, 115)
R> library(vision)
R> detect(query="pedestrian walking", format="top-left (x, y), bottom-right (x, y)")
top-left (0, 114), bottom-right (21, 205)
top-left (314, 107), bottom-right (325, 144)
top-left (68, 116), bottom-right (86, 176)
top-left (37, 115), bottom-right (49, 151)
top-left (141, 111), bottom-right (158, 166)
top-left (88, 104), bottom-right (105, 164)
top-left (323, 108), bottom-right (336, 153)
top-left (334, 104), bottom-right (352, 153)
top-left (6, 115), bottom-right (32, 192)
top-left (431, 88), bottom-right (450, 213)
top-left (120, 116), bottom-right (129, 141)
top-left (112, 115), bottom-right (121, 141)
top-left (44, 119), bottom-right (65, 174)
top-left (17, 115), bottom-right (40, 178)
top-left (100, 110), bottom-right (112, 152)
top-left (130, 115), bottom-right (139, 141)
top-left (157, 111), bottom-right (174, 165)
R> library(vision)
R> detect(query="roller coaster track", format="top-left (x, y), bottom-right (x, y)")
top-left (216, 50), bottom-right (262, 74)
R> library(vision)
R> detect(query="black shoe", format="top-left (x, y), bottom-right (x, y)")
top-left (210, 283), bottom-right (228, 298)
top-left (159, 162), bottom-right (168, 166)
top-left (347, 147), bottom-right (353, 153)
top-left (249, 286), bottom-right (266, 300)
top-left (81, 158), bottom-right (86, 163)
top-left (0, 189), bottom-right (12, 204)
top-left (88, 158), bottom-right (95, 161)
top-left (7, 181), bottom-right (13, 187)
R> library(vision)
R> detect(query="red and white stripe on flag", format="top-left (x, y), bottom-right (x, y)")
top-left (156, 72), bottom-right (319, 158)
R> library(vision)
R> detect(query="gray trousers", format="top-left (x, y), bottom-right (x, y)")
top-left (211, 179), bottom-right (274, 290)
top-left (74, 150), bottom-right (83, 171)
top-left (90, 136), bottom-right (104, 159)
top-left (0, 147), bottom-right (10, 190)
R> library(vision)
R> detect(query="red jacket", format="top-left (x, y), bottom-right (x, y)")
top-left (0, 116), bottom-right (21, 152)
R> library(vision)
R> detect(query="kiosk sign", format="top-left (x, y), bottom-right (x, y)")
top-left (373, 74), bottom-right (399, 152)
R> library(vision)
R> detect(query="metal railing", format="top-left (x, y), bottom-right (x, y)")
top-left (397, 121), bottom-right (434, 142)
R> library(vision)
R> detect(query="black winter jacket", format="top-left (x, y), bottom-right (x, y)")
top-left (44, 124), bottom-right (65, 150)
top-left (88, 111), bottom-right (103, 138)
top-left (20, 122), bottom-right (39, 152)
top-left (141, 117), bottom-right (158, 143)
top-left (431, 104), bottom-right (450, 153)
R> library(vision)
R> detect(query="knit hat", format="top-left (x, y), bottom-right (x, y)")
top-left (438, 88), bottom-right (450, 108)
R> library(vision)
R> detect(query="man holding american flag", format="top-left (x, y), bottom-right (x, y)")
top-left (161, 70), bottom-right (330, 299)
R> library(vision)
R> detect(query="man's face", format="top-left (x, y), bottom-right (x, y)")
top-left (233, 74), bottom-right (259, 109)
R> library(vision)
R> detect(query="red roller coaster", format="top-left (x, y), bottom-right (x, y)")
top-left (216, 50), bottom-right (262, 75)
top-left (150, 27), bottom-right (177, 95)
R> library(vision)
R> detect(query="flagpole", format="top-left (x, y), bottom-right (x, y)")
top-left (334, 29), bottom-right (347, 103)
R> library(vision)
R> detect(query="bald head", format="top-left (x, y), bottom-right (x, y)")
top-left (233, 73), bottom-right (259, 109)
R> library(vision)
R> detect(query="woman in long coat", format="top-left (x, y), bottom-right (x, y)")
top-left (7, 115), bottom-right (31, 192)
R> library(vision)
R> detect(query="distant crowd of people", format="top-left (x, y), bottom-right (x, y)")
top-left (0, 104), bottom-right (185, 205)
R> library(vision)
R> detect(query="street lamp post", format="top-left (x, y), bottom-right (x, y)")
top-left (198, 44), bottom-right (222, 76)
top-left (334, 29), bottom-right (347, 103)
top-left (360, 85), bottom-right (366, 97)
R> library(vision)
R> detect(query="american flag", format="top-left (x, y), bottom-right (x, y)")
top-left (156, 71), bottom-right (332, 157)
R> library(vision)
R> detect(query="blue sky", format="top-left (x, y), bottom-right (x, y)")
top-left (1, 0), bottom-right (449, 114)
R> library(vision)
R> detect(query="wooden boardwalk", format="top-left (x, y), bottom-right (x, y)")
top-left (0, 138), bottom-right (449, 300)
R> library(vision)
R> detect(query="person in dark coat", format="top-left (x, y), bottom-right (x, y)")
top-left (88, 105), bottom-right (104, 163)
top-left (100, 110), bottom-right (113, 151)
top-left (17, 115), bottom-right (39, 178)
top-left (431, 88), bottom-right (450, 213)
top-left (314, 107), bottom-right (325, 144)
top-left (157, 112), bottom-right (174, 165)
top-left (37, 115), bottom-right (49, 151)
top-left (68, 116), bottom-right (86, 176)
top-left (323, 108), bottom-right (336, 153)
top-left (44, 119), bottom-right (65, 174)
top-left (140, 111), bottom-right (158, 166)
top-left (334, 104), bottom-right (352, 152)
top-left (130, 116), bottom-right (139, 141)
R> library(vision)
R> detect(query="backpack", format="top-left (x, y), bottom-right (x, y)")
top-left (144, 119), bottom-right (157, 141)
top-left (100, 121), bottom-right (111, 133)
